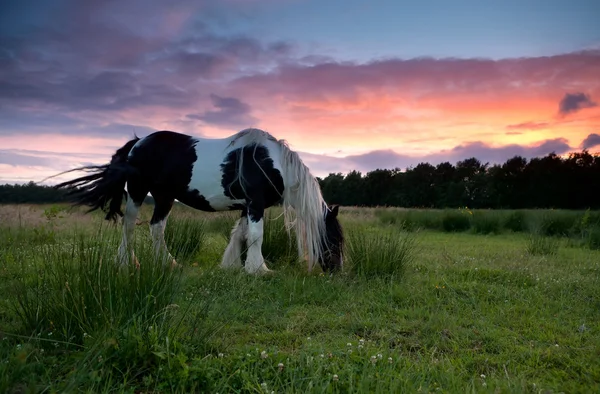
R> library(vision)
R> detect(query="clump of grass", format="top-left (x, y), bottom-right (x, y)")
top-left (584, 225), bottom-right (600, 250)
top-left (375, 209), bottom-right (444, 232)
top-left (164, 215), bottom-right (207, 261)
top-left (375, 209), bottom-right (402, 226)
top-left (3, 226), bottom-right (222, 392)
top-left (526, 233), bottom-right (560, 256)
top-left (472, 211), bottom-right (502, 234)
top-left (538, 212), bottom-right (578, 237)
top-left (409, 210), bottom-right (444, 231)
top-left (10, 228), bottom-right (184, 346)
top-left (346, 227), bottom-right (418, 279)
top-left (441, 210), bottom-right (471, 232)
top-left (206, 212), bottom-right (240, 240)
top-left (502, 210), bottom-right (527, 232)
top-left (260, 211), bottom-right (298, 268)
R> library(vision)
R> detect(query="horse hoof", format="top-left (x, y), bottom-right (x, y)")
top-left (251, 266), bottom-right (275, 276)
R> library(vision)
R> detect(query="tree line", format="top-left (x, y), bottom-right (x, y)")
top-left (0, 182), bottom-right (69, 204)
top-left (318, 151), bottom-right (600, 210)
top-left (0, 182), bottom-right (156, 205)
top-left (1, 150), bottom-right (599, 209)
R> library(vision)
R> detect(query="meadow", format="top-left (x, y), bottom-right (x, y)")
top-left (0, 203), bottom-right (599, 393)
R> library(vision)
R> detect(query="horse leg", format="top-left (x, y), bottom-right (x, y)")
top-left (149, 193), bottom-right (177, 268)
top-left (117, 198), bottom-right (141, 269)
top-left (244, 202), bottom-right (272, 275)
top-left (221, 209), bottom-right (248, 269)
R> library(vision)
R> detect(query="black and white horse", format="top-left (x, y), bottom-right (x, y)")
top-left (52, 128), bottom-right (344, 274)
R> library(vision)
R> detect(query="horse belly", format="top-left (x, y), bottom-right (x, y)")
top-left (205, 193), bottom-right (245, 211)
top-left (186, 165), bottom-right (244, 211)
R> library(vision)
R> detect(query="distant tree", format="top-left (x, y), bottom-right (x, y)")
top-left (343, 170), bottom-right (364, 206)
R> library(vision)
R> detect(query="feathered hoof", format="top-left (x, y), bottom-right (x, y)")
top-left (246, 265), bottom-right (275, 276)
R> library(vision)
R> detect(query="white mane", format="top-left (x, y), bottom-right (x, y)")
top-left (230, 128), bottom-right (329, 271)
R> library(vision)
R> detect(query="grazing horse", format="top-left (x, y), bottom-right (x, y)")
top-left (52, 128), bottom-right (344, 274)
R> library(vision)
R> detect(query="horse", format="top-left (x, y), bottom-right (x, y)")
top-left (50, 128), bottom-right (345, 275)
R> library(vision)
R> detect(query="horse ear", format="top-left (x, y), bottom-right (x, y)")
top-left (330, 204), bottom-right (339, 217)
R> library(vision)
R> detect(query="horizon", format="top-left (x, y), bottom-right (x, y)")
top-left (1, 0), bottom-right (599, 185)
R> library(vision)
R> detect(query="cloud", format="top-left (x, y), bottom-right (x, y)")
top-left (581, 133), bottom-right (600, 150)
top-left (558, 92), bottom-right (597, 116)
top-left (187, 94), bottom-right (258, 127)
top-left (506, 121), bottom-right (550, 131)
top-left (0, 150), bottom-right (56, 167)
top-left (231, 51), bottom-right (600, 105)
top-left (0, 107), bottom-right (157, 139)
top-left (299, 138), bottom-right (577, 177)
top-left (0, 0), bottom-right (298, 117)
top-left (186, 94), bottom-right (257, 127)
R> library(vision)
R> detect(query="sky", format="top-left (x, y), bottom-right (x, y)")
top-left (1, 0), bottom-right (600, 184)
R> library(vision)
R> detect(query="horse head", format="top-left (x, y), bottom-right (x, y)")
top-left (319, 204), bottom-right (344, 273)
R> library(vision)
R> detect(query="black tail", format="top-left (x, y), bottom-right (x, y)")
top-left (53, 137), bottom-right (141, 221)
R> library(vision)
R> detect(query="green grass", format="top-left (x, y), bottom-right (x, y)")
top-left (0, 204), bottom-right (599, 393)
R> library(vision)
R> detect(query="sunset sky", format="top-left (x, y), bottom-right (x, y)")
top-left (1, 0), bottom-right (599, 184)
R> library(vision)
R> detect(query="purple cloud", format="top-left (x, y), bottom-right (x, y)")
top-left (0, 0), bottom-right (298, 118)
top-left (559, 92), bottom-right (597, 115)
top-left (581, 133), bottom-right (600, 150)
top-left (186, 94), bottom-right (258, 127)
top-left (299, 138), bottom-right (577, 178)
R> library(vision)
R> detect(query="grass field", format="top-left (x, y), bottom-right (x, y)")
top-left (1, 203), bottom-right (599, 393)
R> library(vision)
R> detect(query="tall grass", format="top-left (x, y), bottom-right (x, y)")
top-left (345, 226), bottom-right (419, 279)
top-left (11, 228), bottom-right (183, 345)
top-left (502, 210), bottom-right (526, 232)
top-left (260, 211), bottom-right (299, 268)
top-left (164, 215), bottom-right (208, 261)
top-left (471, 211), bottom-right (502, 234)
top-left (2, 223), bottom-right (221, 392)
top-left (526, 231), bottom-right (560, 256)
top-left (441, 210), bottom-right (471, 232)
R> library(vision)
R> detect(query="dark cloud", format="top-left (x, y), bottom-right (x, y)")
top-left (187, 94), bottom-right (257, 127)
top-left (581, 133), bottom-right (600, 150)
top-left (0, 0), bottom-right (297, 117)
top-left (0, 106), bottom-right (156, 138)
top-left (530, 138), bottom-right (572, 156)
top-left (558, 92), bottom-right (597, 116)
